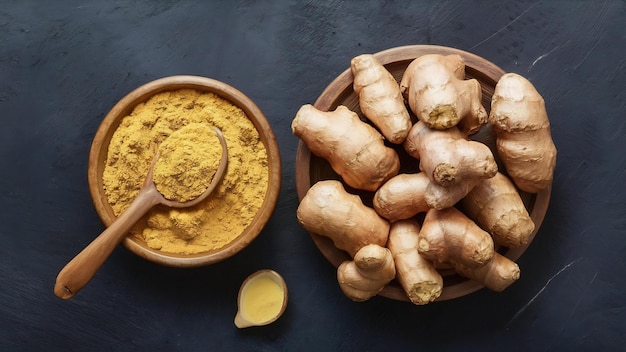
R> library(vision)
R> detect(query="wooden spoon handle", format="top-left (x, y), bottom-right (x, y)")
top-left (54, 186), bottom-right (161, 299)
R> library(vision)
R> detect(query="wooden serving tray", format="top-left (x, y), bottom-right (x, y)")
top-left (295, 45), bottom-right (551, 302)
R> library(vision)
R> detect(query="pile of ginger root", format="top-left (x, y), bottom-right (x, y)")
top-left (292, 52), bottom-right (557, 305)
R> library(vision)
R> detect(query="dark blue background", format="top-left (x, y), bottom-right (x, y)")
top-left (1, 1), bottom-right (624, 351)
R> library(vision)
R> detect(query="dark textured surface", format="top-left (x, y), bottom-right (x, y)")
top-left (1, 1), bottom-right (624, 350)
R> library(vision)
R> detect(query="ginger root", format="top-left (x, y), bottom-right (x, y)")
top-left (404, 121), bottom-right (497, 188)
top-left (351, 54), bottom-right (412, 144)
top-left (372, 171), bottom-right (472, 216)
top-left (337, 244), bottom-right (396, 302)
top-left (400, 54), bottom-right (487, 134)
top-left (489, 73), bottom-right (557, 193)
top-left (296, 180), bottom-right (389, 257)
top-left (424, 178), bottom-right (482, 210)
top-left (388, 219), bottom-right (443, 304)
top-left (418, 207), bottom-right (494, 268)
top-left (452, 253), bottom-right (520, 292)
top-left (292, 104), bottom-right (400, 192)
top-left (462, 172), bottom-right (535, 248)
top-left (373, 173), bottom-right (430, 222)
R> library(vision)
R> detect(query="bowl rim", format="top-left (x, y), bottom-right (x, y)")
top-left (295, 44), bottom-right (552, 301)
top-left (88, 75), bottom-right (282, 267)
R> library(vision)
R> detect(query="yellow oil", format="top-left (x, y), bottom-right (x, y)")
top-left (241, 276), bottom-right (284, 323)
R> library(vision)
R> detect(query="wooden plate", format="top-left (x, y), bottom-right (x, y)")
top-left (294, 45), bottom-right (551, 301)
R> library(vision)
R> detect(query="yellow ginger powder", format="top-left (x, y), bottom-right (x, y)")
top-left (102, 89), bottom-right (269, 254)
top-left (153, 123), bottom-right (222, 202)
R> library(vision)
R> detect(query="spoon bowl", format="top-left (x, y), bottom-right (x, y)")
top-left (54, 127), bottom-right (228, 300)
top-left (88, 76), bottom-right (282, 268)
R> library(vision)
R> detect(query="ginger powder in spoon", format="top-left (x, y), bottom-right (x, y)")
top-left (153, 123), bottom-right (222, 202)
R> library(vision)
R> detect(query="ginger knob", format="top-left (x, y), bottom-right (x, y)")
top-left (292, 104), bottom-right (400, 192)
top-left (337, 244), bottom-right (396, 302)
top-left (296, 180), bottom-right (390, 258)
top-left (489, 73), bottom-right (557, 193)
top-left (388, 219), bottom-right (443, 305)
top-left (351, 54), bottom-right (412, 144)
top-left (400, 53), bottom-right (487, 134)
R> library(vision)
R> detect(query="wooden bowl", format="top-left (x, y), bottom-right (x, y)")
top-left (88, 75), bottom-right (281, 267)
top-left (295, 45), bottom-right (551, 301)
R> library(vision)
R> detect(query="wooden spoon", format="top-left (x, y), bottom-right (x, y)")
top-left (54, 127), bottom-right (228, 300)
